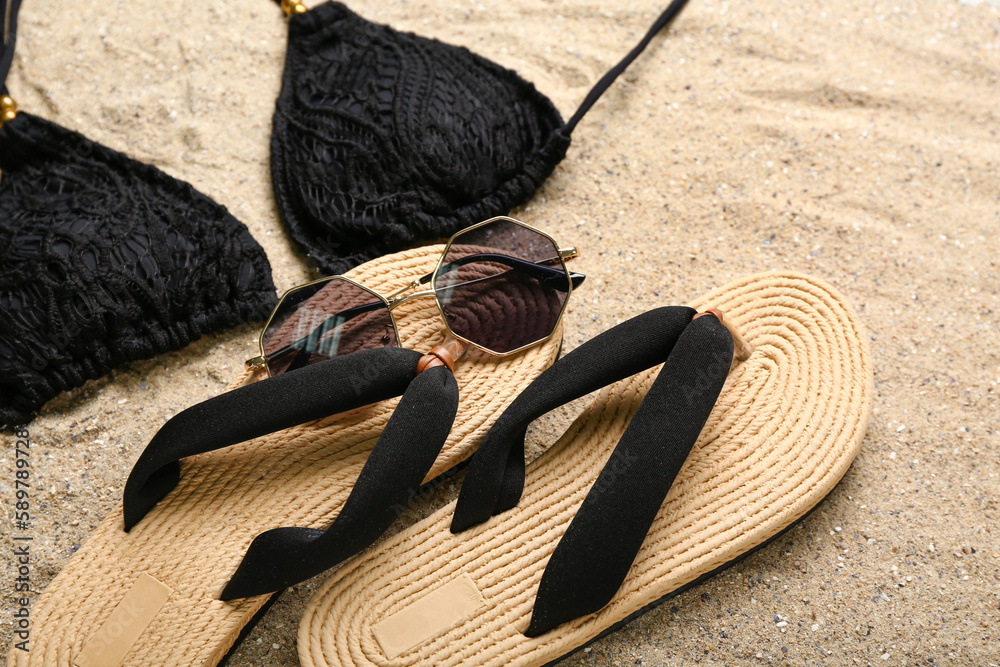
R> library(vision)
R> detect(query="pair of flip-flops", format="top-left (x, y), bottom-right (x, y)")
top-left (13, 248), bottom-right (871, 667)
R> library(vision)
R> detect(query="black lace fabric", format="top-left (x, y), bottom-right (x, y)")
top-left (271, 1), bottom-right (572, 275)
top-left (0, 112), bottom-right (277, 427)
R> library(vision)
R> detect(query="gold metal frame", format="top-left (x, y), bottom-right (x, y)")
top-left (246, 215), bottom-right (579, 374)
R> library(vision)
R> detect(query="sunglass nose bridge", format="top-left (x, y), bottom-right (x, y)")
top-left (387, 288), bottom-right (438, 311)
top-left (385, 279), bottom-right (423, 303)
top-left (386, 279), bottom-right (438, 311)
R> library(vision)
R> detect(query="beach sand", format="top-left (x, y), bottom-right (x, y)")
top-left (2, 0), bottom-right (998, 664)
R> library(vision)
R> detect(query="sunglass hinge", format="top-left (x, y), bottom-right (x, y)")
top-left (245, 355), bottom-right (266, 370)
top-left (386, 279), bottom-right (423, 303)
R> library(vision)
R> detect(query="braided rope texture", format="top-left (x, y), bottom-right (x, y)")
top-left (270, 1), bottom-right (570, 275)
top-left (0, 112), bottom-right (277, 428)
top-left (298, 271), bottom-right (873, 667)
top-left (9, 245), bottom-right (563, 667)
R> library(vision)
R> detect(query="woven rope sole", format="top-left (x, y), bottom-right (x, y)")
top-left (10, 245), bottom-right (564, 667)
top-left (298, 271), bottom-right (873, 667)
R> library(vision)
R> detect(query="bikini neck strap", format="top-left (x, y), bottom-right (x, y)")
top-left (563, 0), bottom-right (690, 135)
top-left (1, 0), bottom-right (22, 97)
top-left (271, 0), bottom-right (693, 137)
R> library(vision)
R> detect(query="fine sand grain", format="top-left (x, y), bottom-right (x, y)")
top-left (2, 0), bottom-right (998, 664)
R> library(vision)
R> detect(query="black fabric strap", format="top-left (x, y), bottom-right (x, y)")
top-left (451, 306), bottom-right (696, 533)
top-left (563, 0), bottom-right (692, 135)
top-left (1, 0), bottom-right (22, 94)
top-left (220, 364), bottom-right (458, 599)
top-left (525, 315), bottom-right (733, 636)
top-left (123, 346), bottom-right (424, 531)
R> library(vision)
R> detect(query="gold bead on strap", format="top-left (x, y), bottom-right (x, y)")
top-left (0, 95), bottom-right (17, 127)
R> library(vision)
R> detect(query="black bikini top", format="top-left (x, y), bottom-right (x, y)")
top-left (270, 0), bottom-right (691, 274)
top-left (0, 0), bottom-right (277, 428)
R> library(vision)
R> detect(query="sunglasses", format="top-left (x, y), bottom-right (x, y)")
top-left (245, 216), bottom-right (584, 377)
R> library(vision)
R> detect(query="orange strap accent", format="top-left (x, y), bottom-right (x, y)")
top-left (692, 308), bottom-right (724, 322)
top-left (416, 346), bottom-right (456, 374)
top-left (693, 309), bottom-right (754, 361)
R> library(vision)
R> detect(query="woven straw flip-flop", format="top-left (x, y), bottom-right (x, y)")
top-left (11, 245), bottom-right (565, 667)
top-left (298, 270), bottom-right (873, 667)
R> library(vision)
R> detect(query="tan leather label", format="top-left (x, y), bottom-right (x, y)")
top-left (75, 572), bottom-right (173, 667)
top-left (373, 573), bottom-right (486, 659)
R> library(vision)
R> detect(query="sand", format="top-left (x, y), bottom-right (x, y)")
top-left (1, 0), bottom-right (998, 664)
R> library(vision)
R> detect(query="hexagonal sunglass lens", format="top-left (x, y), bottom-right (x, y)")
top-left (262, 278), bottom-right (396, 375)
top-left (432, 219), bottom-right (571, 354)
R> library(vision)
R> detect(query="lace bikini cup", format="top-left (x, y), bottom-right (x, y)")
top-left (271, 0), bottom-right (690, 274)
top-left (0, 112), bottom-right (277, 427)
top-left (272, 1), bottom-right (570, 275)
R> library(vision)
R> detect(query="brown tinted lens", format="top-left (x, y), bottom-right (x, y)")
top-left (433, 219), bottom-right (570, 354)
top-left (262, 278), bottom-right (396, 375)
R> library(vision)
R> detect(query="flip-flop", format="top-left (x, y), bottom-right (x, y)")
top-left (11, 244), bottom-right (565, 667)
top-left (298, 271), bottom-right (873, 667)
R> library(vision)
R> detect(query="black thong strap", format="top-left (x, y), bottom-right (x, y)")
top-left (221, 361), bottom-right (457, 598)
top-left (451, 306), bottom-right (699, 532)
top-left (122, 346), bottom-right (461, 599)
top-left (125, 346), bottom-right (426, 530)
top-left (524, 314), bottom-right (733, 636)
